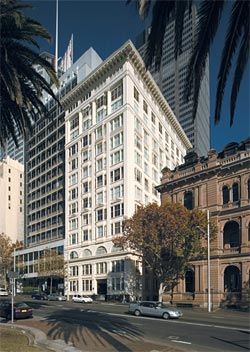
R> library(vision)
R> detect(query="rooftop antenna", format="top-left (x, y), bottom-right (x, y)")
top-left (55, 0), bottom-right (59, 74)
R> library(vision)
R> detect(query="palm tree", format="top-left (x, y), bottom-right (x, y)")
top-left (128, 0), bottom-right (249, 126)
top-left (0, 0), bottom-right (59, 147)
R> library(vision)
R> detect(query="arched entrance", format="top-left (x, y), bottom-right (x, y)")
top-left (224, 265), bottom-right (241, 292)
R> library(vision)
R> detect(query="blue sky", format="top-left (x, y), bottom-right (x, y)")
top-left (28, 0), bottom-right (249, 153)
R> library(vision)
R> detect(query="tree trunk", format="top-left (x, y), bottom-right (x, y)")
top-left (50, 277), bottom-right (53, 294)
top-left (158, 282), bottom-right (165, 302)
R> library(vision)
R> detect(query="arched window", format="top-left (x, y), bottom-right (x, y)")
top-left (70, 251), bottom-right (78, 259)
top-left (83, 249), bottom-right (92, 257)
top-left (223, 221), bottom-right (240, 248)
top-left (185, 270), bottom-right (195, 293)
top-left (224, 265), bottom-right (241, 292)
top-left (184, 191), bottom-right (194, 210)
top-left (222, 186), bottom-right (230, 204)
top-left (232, 183), bottom-right (239, 202)
top-left (96, 246), bottom-right (107, 256)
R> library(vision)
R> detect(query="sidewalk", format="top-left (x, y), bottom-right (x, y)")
top-left (2, 317), bottom-right (183, 352)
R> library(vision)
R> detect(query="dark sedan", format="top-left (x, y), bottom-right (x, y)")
top-left (31, 292), bottom-right (48, 300)
top-left (0, 301), bottom-right (33, 320)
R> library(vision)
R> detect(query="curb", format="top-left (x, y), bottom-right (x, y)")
top-left (0, 322), bottom-right (82, 352)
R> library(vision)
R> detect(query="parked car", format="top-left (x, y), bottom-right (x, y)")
top-left (31, 292), bottom-right (48, 300)
top-left (0, 301), bottom-right (33, 320)
top-left (72, 295), bottom-right (93, 303)
top-left (0, 288), bottom-right (8, 296)
top-left (47, 293), bottom-right (66, 301)
top-left (128, 301), bottom-right (183, 319)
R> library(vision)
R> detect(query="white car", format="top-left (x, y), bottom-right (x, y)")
top-left (72, 295), bottom-right (93, 303)
top-left (0, 288), bottom-right (8, 296)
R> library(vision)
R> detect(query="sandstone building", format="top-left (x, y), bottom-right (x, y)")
top-left (157, 139), bottom-right (250, 308)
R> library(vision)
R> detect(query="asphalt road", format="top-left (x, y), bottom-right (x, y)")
top-left (14, 297), bottom-right (248, 352)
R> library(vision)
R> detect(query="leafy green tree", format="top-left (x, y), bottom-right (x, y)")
top-left (0, 233), bottom-right (22, 288)
top-left (114, 202), bottom-right (215, 301)
top-left (0, 0), bottom-right (58, 147)
top-left (37, 249), bottom-right (65, 294)
top-left (128, 0), bottom-right (249, 126)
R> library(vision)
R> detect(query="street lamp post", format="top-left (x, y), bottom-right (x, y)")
top-left (13, 247), bottom-right (16, 297)
top-left (207, 210), bottom-right (211, 313)
top-left (197, 210), bottom-right (211, 312)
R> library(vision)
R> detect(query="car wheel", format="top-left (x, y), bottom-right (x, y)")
top-left (162, 312), bottom-right (170, 320)
top-left (134, 309), bottom-right (141, 317)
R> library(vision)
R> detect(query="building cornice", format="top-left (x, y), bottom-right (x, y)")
top-left (60, 40), bottom-right (192, 150)
top-left (157, 154), bottom-right (250, 193)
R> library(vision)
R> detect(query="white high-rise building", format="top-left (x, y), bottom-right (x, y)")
top-left (0, 157), bottom-right (24, 242)
top-left (63, 41), bottom-right (191, 299)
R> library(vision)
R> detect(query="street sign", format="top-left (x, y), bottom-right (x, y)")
top-left (8, 271), bottom-right (20, 279)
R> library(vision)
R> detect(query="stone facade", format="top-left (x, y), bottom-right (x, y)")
top-left (156, 140), bottom-right (250, 309)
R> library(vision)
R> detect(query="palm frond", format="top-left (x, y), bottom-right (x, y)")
top-left (185, 0), bottom-right (225, 121)
top-left (146, 0), bottom-right (175, 69)
top-left (0, 0), bottom-right (59, 146)
top-left (174, 1), bottom-right (192, 59)
top-left (230, 9), bottom-right (249, 126)
top-left (215, 0), bottom-right (248, 124)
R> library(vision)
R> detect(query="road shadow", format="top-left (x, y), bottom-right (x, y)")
top-left (43, 308), bottom-right (142, 351)
top-left (211, 335), bottom-right (250, 350)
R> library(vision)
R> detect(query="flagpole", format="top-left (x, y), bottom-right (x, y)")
top-left (72, 34), bottom-right (74, 64)
top-left (55, 0), bottom-right (59, 73)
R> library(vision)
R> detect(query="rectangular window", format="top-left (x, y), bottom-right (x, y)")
top-left (111, 203), bottom-right (124, 218)
top-left (96, 262), bottom-right (107, 274)
top-left (96, 174), bottom-right (106, 188)
top-left (96, 94), bottom-right (107, 109)
top-left (143, 100), bottom-right (148, 114)
top-left (134, 87), bottom-right (139, 102)
top-left (111, 132), bottom-right (123, 149)
top-left (110, 114), bottom-right (123, 131)
top-left (96, 225), bottom-right (106, 238)
top-left (134, 168), bottom-right (142, 183)
top-left (96, 209), bottom-right (107, 222)
top-left (82, 229), bottom-right (90, 241)
top-left (82, 264), bottom-right (92, 276)
top-left (70, 116), bottom-right (79, 130)
top-left (69, 143), bottom-right (78, 157)
top-left (111, 150), bottom-right (123, 165)
top-left (134, 151), bottom-right (142, 167)
top-left (134, 134), bottom-right (142, 151)
top-left (70, 266), bottom-right (79, 276)
top-left (110, 167), bottom-right (124, 182)
top-left (111, 184), bottom-right (124, 200)
top-left (111, 221), bottom-right (123, 235)
top-left (82, 279), bottom-right (92, 292)
top-left (70, 233), bottom-right (78, 245)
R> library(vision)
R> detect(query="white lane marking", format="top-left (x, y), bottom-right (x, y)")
top-left (100, 312), bottom-right (250, 332)
top-left (171, 340), bottom-right (192, 345)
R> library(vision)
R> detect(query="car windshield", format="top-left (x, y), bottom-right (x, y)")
top-left (156, 302), bottom-right (171, 308)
